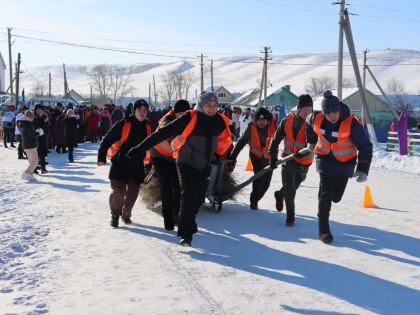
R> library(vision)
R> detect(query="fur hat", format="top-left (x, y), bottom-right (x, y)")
top-left (321, 90), bottom-right (342, 114)
top-left (34, 104), bottom-right (43, 113)
top-left (297, 94), bottom-right (313, 109)
top-left (173, 99), bottom-right (191, 114)
top-left (24, 110), bottom-right (34, 120)
top-left (196, 92), bottom-right (218, 112)
top-left (254, 107), bottom-right (272, 123)
top-left (66, 109), bottom-right (75, 117)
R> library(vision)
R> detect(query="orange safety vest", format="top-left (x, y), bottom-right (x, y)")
top-left (107, 120), bottom-right (151, 164)
top-left (282, 113), bottom-right (314, 165)
top-left (152, 110), bottom-right (176, 158)
top-left (249, 120), bottom-right (276, 159)
top-left (312, 112), bottom-right (357, 162)
top-left (171, 110), bottom-right (232, 159)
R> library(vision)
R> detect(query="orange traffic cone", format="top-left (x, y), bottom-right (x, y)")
top-left (360, 185), bottom-right (378, 208)
top-left (245, 157), bottom-right (253, 171)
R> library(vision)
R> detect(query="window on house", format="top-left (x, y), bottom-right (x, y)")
top-left (218, 92), bottom-right (226, 98)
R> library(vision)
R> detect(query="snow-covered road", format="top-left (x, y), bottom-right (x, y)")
top-left (1, 142), bottom-right (420, 314)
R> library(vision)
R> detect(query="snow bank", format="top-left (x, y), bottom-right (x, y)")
top-left (372, 148), bottom-right (420, 175)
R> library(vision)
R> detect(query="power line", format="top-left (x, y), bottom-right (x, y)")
top-left (254, 0), bottom-right (336, 14)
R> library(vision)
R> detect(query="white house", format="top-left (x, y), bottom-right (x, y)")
top-left (0, 51), bottom-right (6, 92)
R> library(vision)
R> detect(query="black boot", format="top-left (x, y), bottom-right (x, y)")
top-left (179, 236), bottom-right (192, 247)
top-left (122, 217), bottom-right (132, 224)
top-left (250, 199), bottom-right (258, 210)
top-left (110, 214), bottom-right (120, 228)
top-left (318, 218), bottom-right (333, 244)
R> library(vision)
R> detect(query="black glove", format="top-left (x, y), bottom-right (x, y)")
top-left (126, 145), bottom-right (143, 159)
top-left (269, 157), bottom-right (278, 169)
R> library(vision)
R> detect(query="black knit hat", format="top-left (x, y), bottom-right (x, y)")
top-left (297, 94), bottom-right (313, 109)
top-left (196, 92), bottom-right (218, 112)
top-left (34, 104), bottom-right (44, 114)
top-left (254, 107), bottom-right (272, 122)
top-left (133, 99), bottom-right (149, 111)
top-left (173, 99), bottom-right (191, 113)
top-left (321, 90), bottom-right (342, 114)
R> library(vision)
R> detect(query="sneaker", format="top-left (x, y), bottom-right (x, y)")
top-left (122, 217), bottom-right (132, 224)
top-left (21, 172), bottom-right (37, 182)
top-left (274, 190), bottom-right (284, 212)
top-left (18, 156), bottom-right (25, 159)
top-left (286, 214), bottom-right (295, 226)
top-left (33, 169), bottom-right (39, 175)
top-left (250, 200), bottom-right (258, 210)
top-left (110, 214), bottom-right (120, 228)
top-left (179, 237), bottom-right (192, 247)
top-left (11, 144), bottom-right (16, 148)
top-left (41, 169), bottom-right (48, 174)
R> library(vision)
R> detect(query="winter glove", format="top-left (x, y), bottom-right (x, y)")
top-left (269, 157), bottom-right (278, 169)
top-left (354, 171), bottom-right (368, 183)
top-left (307, 143), bottom-right (316, 152)
top-left (126, 145), bottom-right (144, 159)
top-left (36, 128), bottom-right (44, 137)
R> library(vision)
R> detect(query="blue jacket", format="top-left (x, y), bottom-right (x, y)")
top-left (306, 104), bottom-right (372, 178)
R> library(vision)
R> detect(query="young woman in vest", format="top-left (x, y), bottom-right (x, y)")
top-left (126, 93), bottom-right (232, 246)
top-left (268, 94), bottom-right (315, 226)
top-left (97, 99), bottom-right (151, 228)
top-left (228, 107), bottom-right (276, 210)
top-left (305, 90), bottom-right (372, 243)
top-left (149, 99), bottom-right (191, 231)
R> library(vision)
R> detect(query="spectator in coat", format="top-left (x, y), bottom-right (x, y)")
top-left (17, 110), bottom-right (40, 181)
top-left (64, 109), bottom-right (79, 162)
top-left (99, 105), bottom-right (112, 139)
top-left (88, 106), bottom-right (101, 143)
top-left (2, 104), bottom-right (16, 148)
top-left (15, 104), bottom-right (28, 159)
top-left (111, 105), bottom-right (124, 125)
top-left (53, 110), bottom-right (67, 153)
top-left (33, 104), bottom-right (49, 174)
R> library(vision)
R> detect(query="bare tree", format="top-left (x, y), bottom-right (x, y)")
top-left (342, 78), bottom-right (356, 88)
top-left (386, 78), bottom-right (407, 111)
top-left (159, 71), bottom-right (176, 105)
top-left (305, 76), bottom-right (336, 97)
top-left (89, 64), bottom-right (112, 105)
top-left (31, 81), bottom-right (45, 97)
top-left (109, 65), bottom-right (135, 104)
top-left (183, 72), bottom-right (196, 100)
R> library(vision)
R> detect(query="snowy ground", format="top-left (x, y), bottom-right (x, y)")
top-left (1, 142), bottom-right (420, 315)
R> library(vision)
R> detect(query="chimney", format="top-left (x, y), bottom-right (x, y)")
top-left (285, 85), bottom-right (291, 91)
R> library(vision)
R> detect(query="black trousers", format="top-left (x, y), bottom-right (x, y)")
top-left (3, 127), bottom-right (14, 146)
top-left (68, 145), bottom-right (74, 161)
top-left (154, 157), bottom-right (181, 228)
top-left (318, 173), bottom-right (349, 221)
top-left (37, 146), bottom-right (46, 169)
top-left (250, 155), bottom-right (273, 203)
top-left (17, 135), bottom-right (25, 158)
top-left (276, 162), bottom-right (309, 215)
top-left (176, 163), bottom-right (210, 238)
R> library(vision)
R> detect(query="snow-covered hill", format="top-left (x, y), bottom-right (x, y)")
top-left (18, 49), bottom-right (420, 101)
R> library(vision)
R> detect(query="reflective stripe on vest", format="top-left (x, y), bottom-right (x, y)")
top-left (171, 110), bottom-right (232, 159)
top-left (250, 120), bottom-right (276, 159)
top-left (312, 112), bottom-right (357, 162)
top-left (143, 122), bottom-right (152, 165)
top-left (282, 113), bottom-right (314, 165)
top-left (153, 110), bottom-right (175, 158)
top-left (107, 120), bottom-right (132, 159)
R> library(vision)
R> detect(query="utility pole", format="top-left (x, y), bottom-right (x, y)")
top-left (15, 53), bottom-right (21, 106)
top-left (197, 54), bottom-right (207, 93)
top-left (334, 0), bottom-right (345, 100)
top-left (342, 9), bottom-right (377, 147)
top-left (258, 47), bottom-right (271, 107)
top-left (48, 73), bottom-right (52, 98)
top-left (211, 60), bottom-right (214, 92)
top-left (153, 75), bottom-right (157, 107)
top-left (90, 85), bottom-right (93, 104)
top-left (149, 83), bottom-right (152, 105)
top-left (7, 27), bottom-right (14, 95)
top-left (362, 49), bottom-right (369, 89)
top-left (63, 63), bottom-right (69, 97)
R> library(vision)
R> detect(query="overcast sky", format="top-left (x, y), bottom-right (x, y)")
top-left (1, 0), bottom-right (420, 67)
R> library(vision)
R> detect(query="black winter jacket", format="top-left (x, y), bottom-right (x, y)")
top-left (98, 115), bottom-right (150, 184)
top-left (17, 117), bottom-right (38, 149)
top-left (64, 117), bottom-right (80, 147)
